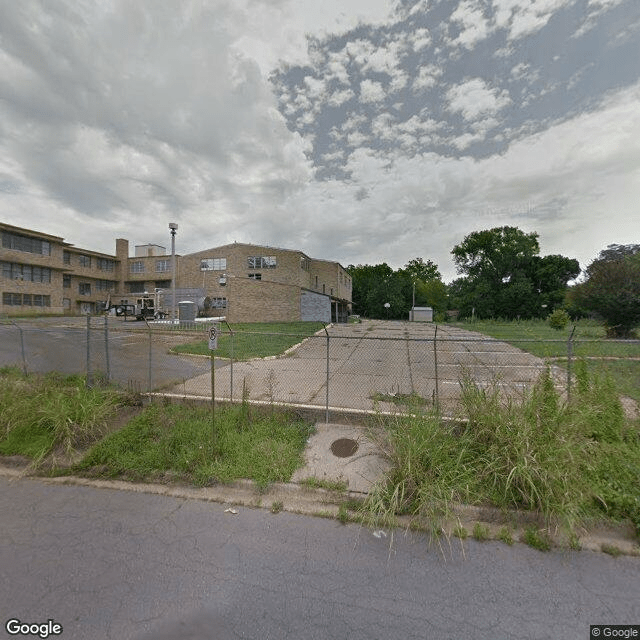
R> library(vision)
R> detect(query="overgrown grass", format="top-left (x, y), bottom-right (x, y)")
top-left (171, 321), bottom-right (326, 360)
top-left (0, 367), bottom-right (127, 462)
top-left (71, 402), bottom-right (314, 490)
top-left (363, 365), bottom-right (640, 542)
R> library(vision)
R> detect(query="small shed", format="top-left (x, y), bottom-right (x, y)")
top-left (410, 306), bottom-right (433, 322)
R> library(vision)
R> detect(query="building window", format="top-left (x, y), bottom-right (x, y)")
top-left (2, 292), bottom-right (49, 306)
top-left (2, 231), bottom-right (51, 255)
top-left (154, 280), bottom-right (170, 289)
top-left (155, 259), bottom-right (170, 272)
top-left (210, 297), bottom-right (227, 309)
top-left (79, 283), bottom-right (91, 295)
top-left (97, 258), bottom-right (115, 271)
top-left (248, 273), bottom-right (262, 280)
top-left (130, 261), bottom-right (144, 273)
top-left (78, 254), bottom-right (91, 268)
top-left (1, 262), bottom-right (50, 283)
top-left (95, 280), bottom-right (115, 292)
top-left (63, 274), bottom-right (71, 288)
top-left (300, 256), bottom-right (310, 271)
top-left (200, 258), bottom-right (226, 271)
top-left (128, 282), bottom-right (145, 293)
top-left (315, 275), bottom-right (318, 289)
top-left (3, 292), bottom-right (22, 305)
top-left (63, 251), bottom-right (71, 264)
top-left (247, 256), bottom-right (276, 269)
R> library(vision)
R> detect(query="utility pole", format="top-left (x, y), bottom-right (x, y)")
top-left (169, 222), bottom-right (178, 322)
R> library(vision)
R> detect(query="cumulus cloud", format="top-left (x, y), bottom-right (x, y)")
top-left (360, 79), bottom-right (387, 103)
top-left (446, 78), bottom-right (512, 120)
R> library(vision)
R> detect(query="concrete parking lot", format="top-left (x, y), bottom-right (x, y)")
top-left (174, 320), bottom-right (550, 415)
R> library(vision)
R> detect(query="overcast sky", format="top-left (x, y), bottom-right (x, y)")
top-left (1, 0), bottom-right (638, 281)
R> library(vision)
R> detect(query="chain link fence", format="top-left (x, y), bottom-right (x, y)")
top-left (1, 317), bottom-right (638, 419)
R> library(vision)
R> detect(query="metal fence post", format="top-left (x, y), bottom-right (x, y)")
top-left (433, 324), bottom-right (439, 410)
top-left (567, 325), bottom-right (576, 402)
top-left (86, 314), bottom-right (92, 388)
top-left (324, 325), bottom-right (330, 424)
top-left (147, 320), bottom-right (153, 393)
top-left (104, 314), bottom-right (110, 383)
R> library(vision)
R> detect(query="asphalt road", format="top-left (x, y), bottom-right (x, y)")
top-left (1, 475), bottom-right (638, 640)
top-left (0, 320), bottom-right (217, 391)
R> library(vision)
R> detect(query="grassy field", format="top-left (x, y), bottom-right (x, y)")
top-left (171, 321), bottom-right (326, 360)
top-left (71, 402), bottom-right (313, 489)
top-left (449, 318), bottom-right (640, 402)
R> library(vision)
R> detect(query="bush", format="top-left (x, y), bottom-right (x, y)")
top-left (547, 309), bottom-right (570, 330)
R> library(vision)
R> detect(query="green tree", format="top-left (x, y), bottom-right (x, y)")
top-left (450, 226), bottom-right (578, 320)
top-left (573, 248), bottom-right (640, 337)
top-left (402, 257), bottom-right (441, 282)
top-left (347, 258), bottom-right (444, 319)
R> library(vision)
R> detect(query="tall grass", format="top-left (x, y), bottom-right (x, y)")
top-left (364, 364), bottom-right (640, 539)
top-left (0, 367), bottom-right (127, 462)
top-left (73, 402), bottom-right (314, 489)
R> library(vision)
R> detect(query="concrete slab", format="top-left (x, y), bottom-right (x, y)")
top-left (292, 423), bottom-right (391, 494)
top-left (170, 320), bottom-right (561, 416)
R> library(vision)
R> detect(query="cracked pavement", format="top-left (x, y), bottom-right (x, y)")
top-left (1, 475), bottom-right (639, 640)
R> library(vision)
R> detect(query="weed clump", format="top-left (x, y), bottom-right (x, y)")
top-left (0, 368), bottom-right (127, 463)
top-left (363, 365), bottom-right (640, 542)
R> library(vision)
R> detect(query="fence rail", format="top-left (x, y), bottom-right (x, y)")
top-left (1, 317), bottom-right (638, 420)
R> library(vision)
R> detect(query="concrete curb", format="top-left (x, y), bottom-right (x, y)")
top-left (1, 463), bottom-right (638, 557)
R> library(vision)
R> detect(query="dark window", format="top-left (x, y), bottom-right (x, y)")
top-left (63, 274), bottom-right (71, 288)
top-left (78, 255), bottom-right (91, 268)
top-left (97, 258), bottom-right (115, 271)
top-left (79, 283), bottom-right (91, 295)
top-left (63, 251), bottom-right (71, 264)
top-left (247, 256), bottom-right (276, 269)
top-left (248, 273), bottom-right (262, 280)
top-left (2, 231), bottom-right (51, 255)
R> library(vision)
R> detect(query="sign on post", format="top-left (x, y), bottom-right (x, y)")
top-left (208, 323), bottom-right (219, 350)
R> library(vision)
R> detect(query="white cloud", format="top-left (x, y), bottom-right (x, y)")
top-left (328, 87), bottom-right (355, 106)
top-left (451, 0), bottom-right (491, 49)
top-left (360, 79), bottom-right (387, 103)
top-left (412, 64), bottom-right (442, 91)
top-left (492, 0), bottom-right (576, 40)
top-left (447, 78), bottom-right (511, 120)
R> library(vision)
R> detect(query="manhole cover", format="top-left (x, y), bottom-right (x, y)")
top-left (330, 438), bottom-right (359, 458)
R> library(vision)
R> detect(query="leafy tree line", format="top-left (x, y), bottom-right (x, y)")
top-left (348, 227), bottom-right (639, 335)
top-left (568, 243), bottom-right (640, 337)
top-left (449, 227), bottom-right (580, 320)
top-left (346, 258), bottom-right (447, 320)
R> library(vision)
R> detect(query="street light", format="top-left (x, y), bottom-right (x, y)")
top-left (169, 222), bottom-right (178, 322)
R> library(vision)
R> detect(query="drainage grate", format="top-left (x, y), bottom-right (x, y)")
top-left (330, 438), bottom-right (359, 458)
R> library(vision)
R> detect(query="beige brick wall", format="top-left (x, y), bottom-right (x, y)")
top-left (225, 277), bottom-right (301, 323)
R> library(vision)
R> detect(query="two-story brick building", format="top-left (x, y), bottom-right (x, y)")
top-left (0, 223), bottom-right (352, 322)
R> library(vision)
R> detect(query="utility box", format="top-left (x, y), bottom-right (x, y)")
top-left (410, 306), bottom-right (433, 322)
top-left (178, 301), bottom-right (196, 323)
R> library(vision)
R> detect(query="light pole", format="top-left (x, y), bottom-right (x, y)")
top-left (169, 222), bottom-right (178, 322)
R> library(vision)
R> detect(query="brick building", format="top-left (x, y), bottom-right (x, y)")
top-left (1, 223), bottom-right (352, 322)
